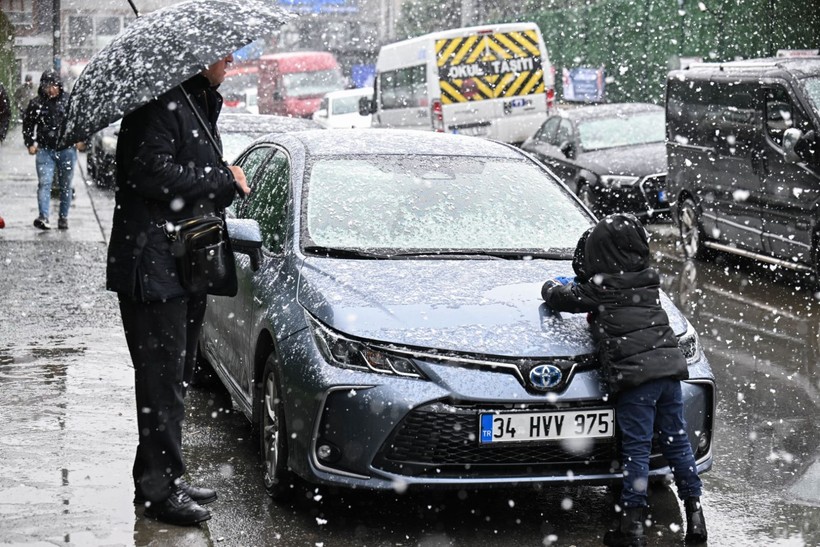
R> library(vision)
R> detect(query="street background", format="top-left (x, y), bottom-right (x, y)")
top-left (1, 126), bottom-right (820, 546)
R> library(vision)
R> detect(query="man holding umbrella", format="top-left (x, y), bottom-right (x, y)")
top-left (105, 51), bottom-right (250, 525)
top-left (59, 0), bottom-right (290, 527)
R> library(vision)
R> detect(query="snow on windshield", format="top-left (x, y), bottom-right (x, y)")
top-left (305, 155), bottom-right (591, 251)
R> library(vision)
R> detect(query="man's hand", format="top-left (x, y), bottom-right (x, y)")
top-left (75, 141), bottom-right (86, 152)
top-left (27, 145), bottom-right (37, 155)
top-left (228, 165), bottom-right (250, 196)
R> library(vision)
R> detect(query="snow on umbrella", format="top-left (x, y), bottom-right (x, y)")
top-left (59, 0), bottom-right (293, 148)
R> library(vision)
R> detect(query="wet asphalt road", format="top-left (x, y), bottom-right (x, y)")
top-left (1, 133), bottom-right (819, 546)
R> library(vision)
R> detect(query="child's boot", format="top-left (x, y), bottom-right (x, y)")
top-left (603, 506), bottom-right (647, 547)
top-left (684, 497), bottom-right (708, 543)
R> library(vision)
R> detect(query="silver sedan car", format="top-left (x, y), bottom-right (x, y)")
top-left (200, 129), bottom-right (714, 499)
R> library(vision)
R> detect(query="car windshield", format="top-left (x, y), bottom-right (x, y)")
top-left (577, 111), bottom-right (665, 151)
top-left (304, 155), bottom-right (591, 254)
top-left (283, 70), bottom-right (345, 98)
top-left (803, 76), bottom-right (820, 117)
top-left (331, 95), bottom-right (363, 115)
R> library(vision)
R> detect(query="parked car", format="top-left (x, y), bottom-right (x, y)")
top-left (83, 113), bottom-right (322, 187)
top-left (312, 87), bottom-right (373, 128)
top-left (86, 120), bottom-right (120, 187)
top-left (521, 103), bottom-right (669, 220)
top-left (218, 112), bottom-right (322, 163)
top-left (666, 57), bottom-right (820, 281)
top-left (200, 129), bottom-right (715, 498)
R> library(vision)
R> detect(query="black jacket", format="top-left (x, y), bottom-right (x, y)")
top-left (106, 74), bottom-right (237, 301)
top-left (0, 83), bottom-right (10, 142)
top-left (22, 70), bottom-right (69, 150)
top-left (543, 214), bottom-right (688, 392)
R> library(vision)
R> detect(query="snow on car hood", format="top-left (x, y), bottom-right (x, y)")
top-left (579, 141), bottom-right (666, 177)
top-left (297, 257), bottom-right (688, 358)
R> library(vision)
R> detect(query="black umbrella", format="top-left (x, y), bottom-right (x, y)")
top-left (59, 0), bottom-right (292, 148)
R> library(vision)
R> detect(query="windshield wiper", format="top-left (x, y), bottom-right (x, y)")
top-left (390, 249), bottom-right (573, 260)
top-left (302, 245), bottom-right (384, 259)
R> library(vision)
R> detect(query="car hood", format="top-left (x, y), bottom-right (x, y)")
top-left (297, 258), bottom-right (688, 358)
top-left (578, 142), bottom-right (666, 177)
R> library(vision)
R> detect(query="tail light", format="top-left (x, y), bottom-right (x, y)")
top-left (546, 88), bottom-right (555, 113)
top-left (431, 99), bottom-right (444, 132)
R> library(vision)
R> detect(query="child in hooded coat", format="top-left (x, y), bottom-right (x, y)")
top-left (542, 213), bottom-right (707, 547)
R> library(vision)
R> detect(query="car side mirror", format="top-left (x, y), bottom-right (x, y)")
top-left (782, 127), bottom-right (803, 163)
top-left (560, 141), bottom-right (576, 159)
top-left (359, 96), bottom-right (374, 116)
top-left (226, 218), bottom-right (263, 271)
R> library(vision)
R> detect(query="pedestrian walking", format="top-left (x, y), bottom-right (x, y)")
top-left (22, 70), bottom-right (81, 230)
top-left (106, 54), bottom-right (250, 527)
top-left (13, 75), bottom-right (36, 123)
top-left (0, 82), bottom-right (10, 143)
top-left (541, 213), bottom-right (708, 547)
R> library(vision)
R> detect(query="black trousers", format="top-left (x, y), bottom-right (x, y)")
top-left (118, 293), bottom-right (206, 503)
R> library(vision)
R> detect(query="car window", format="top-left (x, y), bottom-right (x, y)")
top-left (765, 85), bottom-right (808, 148)
top-left (576, 111), bottom-right (664, 151)
top-left (379, 65), bottom-right (428, 110)
top-left (305, 155), bottom-right (591, 252)
top-left (242, 150), bottom-right (290, 253)
top-left (555, 119), bottom-right (573, 146)
top-left (804, 77), bottom-right (820, 117)
top-left (536, 117), bottom-right (560, 143)
top-left (230, 146), bottom-right (274, 216)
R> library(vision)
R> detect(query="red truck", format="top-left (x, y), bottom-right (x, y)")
top-left (257, 51), bottom-right (346, 118)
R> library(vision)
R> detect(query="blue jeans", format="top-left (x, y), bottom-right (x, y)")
top-left (616, 378), bottom-right (703, 508)
top-left (36, 147), bottom-right (76, 220)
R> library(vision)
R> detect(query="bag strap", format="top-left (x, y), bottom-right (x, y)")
top-left (178, 84), bottom-right (226, 165)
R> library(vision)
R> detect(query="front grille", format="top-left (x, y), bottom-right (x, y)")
top-left (373, 403), bottom-right (622, 478)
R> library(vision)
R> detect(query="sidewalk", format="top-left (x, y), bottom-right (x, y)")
top-left (0, 128), bottom-right (109, 243)
top-left (0, 128), bottom-right (210, 546)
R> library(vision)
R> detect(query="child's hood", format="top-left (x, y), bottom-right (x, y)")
top-left (584, 213), bottom-right (649, 275)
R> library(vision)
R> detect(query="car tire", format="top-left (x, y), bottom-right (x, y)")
top-left (678, 198), bottom-right (710, 260)
top-left (577, 182), bottom-right (596, 214)
top-left (259, 353), bottom-right (297, 501)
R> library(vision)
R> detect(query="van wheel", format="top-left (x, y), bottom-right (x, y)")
top-left (679, 198), bottom-right (709, 260)
top-left (577, 182), bottom-right (596, 214)
top-left (259, 354), bottom-right (297, 500)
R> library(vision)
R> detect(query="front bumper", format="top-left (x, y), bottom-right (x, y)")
top-left (281, 329), bottom-right (715, 490)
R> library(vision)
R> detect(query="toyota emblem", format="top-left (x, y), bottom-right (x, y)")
top-left (529, 364), bottom-right (563, 391)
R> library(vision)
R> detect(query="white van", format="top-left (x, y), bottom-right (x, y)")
top-left (361, 22), bottom-right (555, 144)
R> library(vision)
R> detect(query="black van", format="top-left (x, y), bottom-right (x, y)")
top-left (665, 57), bottom-right (820, 278)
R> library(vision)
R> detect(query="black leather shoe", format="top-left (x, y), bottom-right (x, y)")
top-left (134, 479), bottom-right (217, 506)
top-left (143, 487), bottom-right (211, 526)
top-left (177, 478), bottom-right (217, 505)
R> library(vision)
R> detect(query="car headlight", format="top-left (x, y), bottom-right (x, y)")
top-left (305, 313), bottom-right (425, 379)
top-left (600, 175), bottom-right (641, 187)
top-left (677, 321), bottom-right (702, 365)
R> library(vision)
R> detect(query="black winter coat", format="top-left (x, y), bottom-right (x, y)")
top-left (542, 215), bottom-right (688, 392)
top-left (22, 70), bottom-right (70, 150)
top-left (106, 74), bottom-right (237, 301)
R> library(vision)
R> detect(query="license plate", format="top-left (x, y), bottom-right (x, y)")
top-left (479, 409), bottom-right (615, 444)
top-left (452, 125), bottom-right (488, 137)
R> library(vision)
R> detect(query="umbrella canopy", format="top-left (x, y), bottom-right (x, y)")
top-left (59, 0), bottom-right (292, 148)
